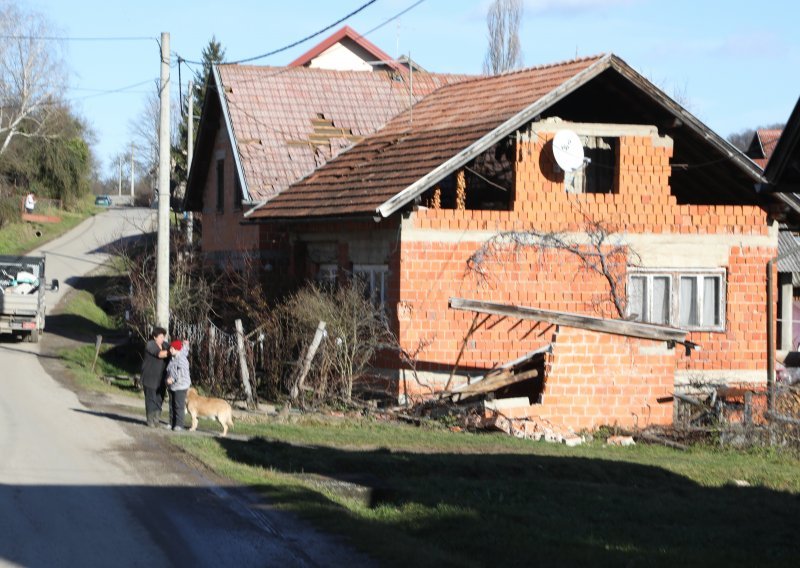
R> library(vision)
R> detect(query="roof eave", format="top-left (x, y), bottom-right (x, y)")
top-left (214, 65), bottom-right (252, 205)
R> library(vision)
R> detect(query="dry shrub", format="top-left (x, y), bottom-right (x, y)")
top-left (260, 281), bottom-right (392, 407)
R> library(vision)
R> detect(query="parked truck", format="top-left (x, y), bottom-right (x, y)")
top-left (0, 255), bottom-right (59, 343)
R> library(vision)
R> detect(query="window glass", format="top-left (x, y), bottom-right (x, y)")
top-left (702, 276), bottom-right (720, 326)
top-left (628, 276), bottom-right (646, 322)
top-left (652, 276), bottom-right (670, 325)
top-left (680, 276), bottom-right (698, 327)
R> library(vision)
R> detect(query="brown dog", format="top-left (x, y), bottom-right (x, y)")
top-left (186, 387), bottom-right (234, 437)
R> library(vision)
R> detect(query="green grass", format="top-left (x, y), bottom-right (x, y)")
top-left (60, 343), bottom-right (140, 395)
top-left (0, 195), bottom-right (100, 255)
top-left (171, 416), bottom-right (800, 567)
top-left (57, 280), bottom-right (141, 397)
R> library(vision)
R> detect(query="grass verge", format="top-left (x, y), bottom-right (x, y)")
top-left (172, 416), bottom-right (800, 567)
top-left (0, 195), bottom-right (99, 255)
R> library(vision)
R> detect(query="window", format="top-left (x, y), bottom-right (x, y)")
top-left (627, 269), bottom-right (725, 331)
top-left (353, 264), bottom-right (388, 307)
top-left (569, 135), bottom-right (617, 194)
top-left (316, 263), bottom-right (338, 286)
top-left (216, 159), bottom-right (225, 213)
top-left (233, 174), bottom-right (243, 211)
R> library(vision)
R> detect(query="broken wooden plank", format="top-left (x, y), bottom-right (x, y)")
top-left (672, 392), bottom-right (707, 408)
top-left (765, 411), bottom-right (800, 426)
top-left (449, 297), bottom-right (687, 343)
top-left (454, 368), bottom-right (539, 397)
top-left (636, 432), bottom-right (688, 451)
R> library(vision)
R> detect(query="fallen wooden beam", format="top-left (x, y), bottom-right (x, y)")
top-left (454, 369), bottom-right (539, 397)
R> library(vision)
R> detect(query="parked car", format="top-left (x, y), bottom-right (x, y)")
top-left (95, 195), bottom-right (112, 207)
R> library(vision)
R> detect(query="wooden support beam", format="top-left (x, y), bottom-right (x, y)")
top-left (449, 297), bottom-right (687, 343)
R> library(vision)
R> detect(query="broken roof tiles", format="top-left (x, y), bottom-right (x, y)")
top-left (248, 55), bottom-right (604, 219)
top-left (218, 64), bottom-right (468, 202)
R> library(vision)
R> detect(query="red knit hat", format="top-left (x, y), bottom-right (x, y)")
top-left (169, 340), bottom-right (183, 351)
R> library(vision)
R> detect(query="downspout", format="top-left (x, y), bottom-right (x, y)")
top-left (767, 258), bottom-right (775, 412)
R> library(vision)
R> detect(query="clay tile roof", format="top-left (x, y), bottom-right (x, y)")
top-left (218, 64), bottom-right (469, 202)
top-left (758, 128), bottom-right (783, 164)
top-left (748, 128), bottom-right (783, 168)
top-left (249, 55), bottom-right (605, 220)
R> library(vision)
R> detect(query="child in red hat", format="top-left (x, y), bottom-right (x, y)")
top-left (165, 339), bottom-right (191, 431)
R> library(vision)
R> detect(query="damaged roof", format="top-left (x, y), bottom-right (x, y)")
top-left (247, 53), bottom-right (767, 221)
top-left (184, 63), bottom-right (468, 210)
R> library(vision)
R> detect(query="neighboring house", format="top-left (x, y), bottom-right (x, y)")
top-left (288, 25), bottom-right (404, 72)
top-left (746, 128), bottom-right (783, 168)
top-left (184, 27), bottom-right (466, 263)
top-left (763, 97), bottom-right (800, 351)
top-left (243, 54), bottom-right (796, 431)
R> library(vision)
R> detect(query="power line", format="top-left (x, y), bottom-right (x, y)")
top-left (0, 34), bottom-right (156, 42)
top-left (180, 0), bottom-right (380, 66)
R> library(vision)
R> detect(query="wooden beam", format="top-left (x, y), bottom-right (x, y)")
top-left (449, 297), bottom-right (687, 343)
top-left (454, 368), bottom-right (539, 397)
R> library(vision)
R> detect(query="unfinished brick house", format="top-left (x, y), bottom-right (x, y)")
top-left (242, 53), bottom-right (800, 431)
top-left (184, 26), bottom-right (465, 264)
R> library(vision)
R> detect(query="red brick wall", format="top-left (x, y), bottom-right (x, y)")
top-left (200, 121), bottom-right (259, 256)
top-left (395, 130), bottom-right (775, 427)
top-left (539, 327), bottom-right (674, 429)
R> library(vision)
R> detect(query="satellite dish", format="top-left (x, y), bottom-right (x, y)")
top-left (552, 130), bottom-right (585, 172)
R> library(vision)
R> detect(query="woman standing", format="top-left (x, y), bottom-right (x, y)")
top-left (141, 327), bottom-right (168, 427)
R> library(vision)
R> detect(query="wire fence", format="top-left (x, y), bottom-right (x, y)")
top-left (170, 318), bottom-right (262, 401)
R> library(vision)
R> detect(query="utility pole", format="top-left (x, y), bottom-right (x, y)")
top-left (156, 32), bottom-right (171, 329)
top-left (130, 142), bottom-right (135, 198)
top-left (118, 157), bottom-right (122, 196)
top-left (186, 80), bottom-right (194, 245)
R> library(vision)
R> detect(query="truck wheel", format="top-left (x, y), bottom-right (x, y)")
top-left (28, 330), bottom-right (40, 343)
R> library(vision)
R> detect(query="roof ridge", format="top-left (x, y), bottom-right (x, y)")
top-left (436, 53), bottom-right (608, 88)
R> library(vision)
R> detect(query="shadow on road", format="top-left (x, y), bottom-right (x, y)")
top-left (72, 407), bottom-right (145, 426)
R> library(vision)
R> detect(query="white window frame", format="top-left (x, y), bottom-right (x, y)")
top-left (627, 268), bottom-right (726, 332)
top-left (353, 264), bottom-right (388, 307)
top-left (316, 263), bottom-right (338, 285)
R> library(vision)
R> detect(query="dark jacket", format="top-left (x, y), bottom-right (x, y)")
top-left (141, 339), bottom-right (166, 389)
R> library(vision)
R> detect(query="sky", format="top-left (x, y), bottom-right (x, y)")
top-left (22, 0), bottom-right (800, 178)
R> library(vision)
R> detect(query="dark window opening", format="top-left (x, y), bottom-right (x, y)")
top-left (234, 174), bottom-right (243, 211)
top-left (572, 136), bottom-right (617, 194)
top-left (216, 159), bottom-right (225, 213)
top-left (420, 138), bottom-right (515, 211)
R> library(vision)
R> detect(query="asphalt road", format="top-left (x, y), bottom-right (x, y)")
top-left (0, 208), bottom-right (373, 567)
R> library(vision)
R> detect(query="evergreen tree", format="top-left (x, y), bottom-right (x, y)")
top-left (173, 37), bottom-right (226, 186)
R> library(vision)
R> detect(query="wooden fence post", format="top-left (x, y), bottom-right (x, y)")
top-left (207, 324), bottom-right (216, 385)
top-left (291, 321), bottom-right (327, 405)
top-left (235, 319), bottom-right (256, 410)
top-left (91, 335), bottom-right (103, 373)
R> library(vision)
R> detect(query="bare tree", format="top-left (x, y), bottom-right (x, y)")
top-left (0, 2), bottom-right (66, 156)
top-left (467, 217), bottom-right (638, 319)
top-left (483, 0), bottom-right (523, 75)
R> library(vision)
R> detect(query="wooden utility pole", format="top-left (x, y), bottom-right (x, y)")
top-left (156, 31), bottom-right (171, 329)
top-left (130, 142), bottom-right (135, 198)
top-left (186, 80), bottom-right (194, 245)
top-left (118, 157), bottom-right (122, 196)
